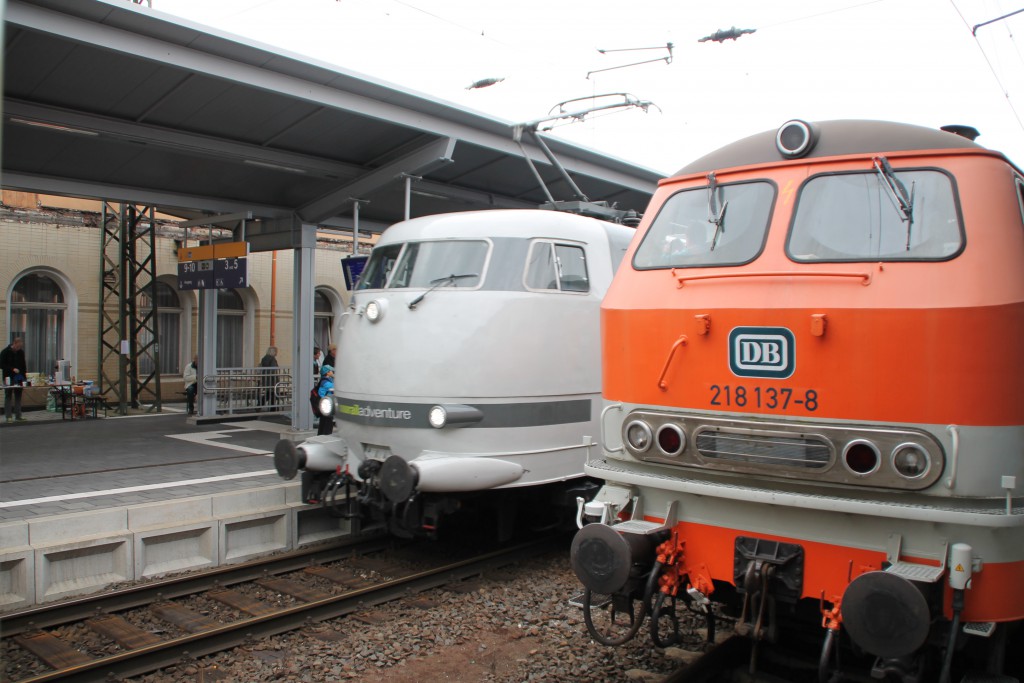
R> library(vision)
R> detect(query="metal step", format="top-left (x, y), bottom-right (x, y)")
top-left (962, 621), bottom-right (997, 638)
top-left (885, 561), bottom-right (944, 583)
top-left (613, 519), bottom-right (664, 535)
top-left (569, 592), bottom-right (611, 609)
top-left (958, 673), bottom-right (1018, 683)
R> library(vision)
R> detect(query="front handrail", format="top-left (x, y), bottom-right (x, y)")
top-left (658, 335), bottom-right (688, 390)
top-left (673, 269), bottom-right (873, 287)
top-left (600, 403), bottom-right (624, 454)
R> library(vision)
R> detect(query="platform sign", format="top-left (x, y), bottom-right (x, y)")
top-left (178, 241), bottom-right (248, 262)
top-left (178, 259), bottom-right (215, 290)
top-left (214, 257), bottom-right (248, 288)
top-left (179, 244), bottom-right (215, 262)
top-left (178, 241), bottom-right (249, 290)
top-left (342, 256), bottom-right (368, 290)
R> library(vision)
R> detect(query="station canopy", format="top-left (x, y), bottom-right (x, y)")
top-left (2, 0), bottom-right (662, 248)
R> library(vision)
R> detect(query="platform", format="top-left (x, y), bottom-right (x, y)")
top-left (0, 408), bottom-right (350, 611)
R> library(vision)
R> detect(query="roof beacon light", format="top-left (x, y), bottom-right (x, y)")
top-left (776, 119), bottom-right (817, 159)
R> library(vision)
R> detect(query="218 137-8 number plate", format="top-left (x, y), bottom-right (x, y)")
top-left (709, 385), bottom-right (819, 412)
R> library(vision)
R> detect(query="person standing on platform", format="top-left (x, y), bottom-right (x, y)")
top-left (183, 355), bottom-right (198, 415)
top-left (1, 337), bottom-right (28, 423)
top-left (259, 346), bottom-right (278, 409)
top-left (311, 347), bottom-right (323, 427)
top-left (316, 364), bottom-right (335, 436)
top-left (323, 343), bottom-right (336, 368)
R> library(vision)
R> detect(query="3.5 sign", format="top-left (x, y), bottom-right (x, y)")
top-left (214, 257), bottom-right (248, 288)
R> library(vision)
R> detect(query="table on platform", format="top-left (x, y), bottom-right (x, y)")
top-left (49, 385), bottom-right (105, 420)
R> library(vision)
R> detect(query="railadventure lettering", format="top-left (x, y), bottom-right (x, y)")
top-left (339, 403), bottom-right (413, 420)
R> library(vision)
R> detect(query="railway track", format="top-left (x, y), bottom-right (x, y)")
top-left (1, 532), bottom-right (566, 682)
top-left (661, 633), bottom-right (887, 683)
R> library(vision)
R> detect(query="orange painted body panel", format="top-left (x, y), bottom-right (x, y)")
top-left (655, 517), bottom-right (1024, 622)
top-left (604, 303), bottom-right (1024, 425)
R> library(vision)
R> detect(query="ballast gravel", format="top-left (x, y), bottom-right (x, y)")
top-left (124, 550), bottom-right (712, 683)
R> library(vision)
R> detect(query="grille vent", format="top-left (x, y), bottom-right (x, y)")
top-left (695, 431), bottom-right (831, 469)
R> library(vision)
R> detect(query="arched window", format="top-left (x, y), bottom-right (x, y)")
top-left (9, 273), bottom-right (66, 375)
top-left (314, 289), bottom-right (334, 350)
top-left (138, 282), bottom-right (182, 376)
top-left (217, 288), bottom-right (245, 367)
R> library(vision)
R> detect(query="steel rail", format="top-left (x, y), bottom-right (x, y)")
top-left (7, 534), bottom-right (565, 683)
top-left (661, 636), bottom-right (752, 683)
top-left (0, 531), bottom-right (390, 636)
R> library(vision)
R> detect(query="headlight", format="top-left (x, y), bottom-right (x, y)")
top-left (318, 395), bottom-right (335, 417)
top-left (776, 119), bottom-right (817, 159)
top-left (844, 440), bottom-right (880, 475)
top-left (624, 420), bottom-right (653, 453)
top-left (427, 404), bottom-right (483, 429)
top-left (657, 424), bottom-right (686, 456)
top-left (428, 405), bottom-right (447, 428)
top-left (365, 299), bottom-right (386, 322)
top-left (892, 444), bottom-right (930, 479)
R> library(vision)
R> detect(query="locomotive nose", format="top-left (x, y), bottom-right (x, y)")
top-left (570, 523), bottom-right (657, 594)
top-left (840, 571), bottom-right (931, 659)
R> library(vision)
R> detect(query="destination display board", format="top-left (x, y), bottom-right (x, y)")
top-left (177, 259), bottom-right (215, 290)
top-left (214, 257), bottom-right (248, 288)
top-left (342, 255), bottom-right (368, 290)
top-left (178, 242), bottom-right (250, 290)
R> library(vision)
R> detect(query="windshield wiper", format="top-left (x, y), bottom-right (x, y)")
top-left (873, 156), bottom-right (916, 249)
top-left (408, 273), bottom-right (478, 309)
top-left (706, 172), bottom-right (728, 251)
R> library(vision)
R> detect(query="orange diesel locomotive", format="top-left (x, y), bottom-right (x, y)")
top-left (570, 120), bottom-right (1023, 682)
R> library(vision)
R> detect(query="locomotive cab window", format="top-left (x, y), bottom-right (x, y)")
top-left (632, 180), bottom-right (774, 269)
top-left (525, 241), bottom-right (589, 292)
top-left (356, 240), bottom-right (488, 290)
top-left (356, 243), bottom-right (403, 290)
top-left (787, 167), bottom-right (963, 261)
top-left (1016, 176), bottom-right (1024, 227)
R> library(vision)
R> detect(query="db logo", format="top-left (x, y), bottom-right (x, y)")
top-left (729, 327), bottom-right (795, 379)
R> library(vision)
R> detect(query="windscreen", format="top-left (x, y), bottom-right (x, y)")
top-left (787, 169), bottom-right (962, 261)
top-left (356, 240), bottom-right (488, 290)
top-left (633, 181), bottom-right (775, 269)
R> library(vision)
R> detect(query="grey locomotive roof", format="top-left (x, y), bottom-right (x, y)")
top-left (377, 208), bottom-right (632, 243)
top-left (675, 120), bottom-right (985, 177)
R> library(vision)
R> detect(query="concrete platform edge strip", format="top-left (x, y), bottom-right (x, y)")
top-left (0, 482), bottom-right (353, 611)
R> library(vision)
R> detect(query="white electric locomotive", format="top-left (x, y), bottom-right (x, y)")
top-left (275, 208), bottom-right (636, 538)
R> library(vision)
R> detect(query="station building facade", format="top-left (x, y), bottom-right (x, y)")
top-left (0, 191), bottom-right (366, 405)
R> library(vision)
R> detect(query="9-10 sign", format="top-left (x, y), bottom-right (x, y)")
top-left (177, 242), bottom-right (249, 290)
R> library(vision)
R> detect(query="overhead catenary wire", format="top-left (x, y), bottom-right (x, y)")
top-left (949, 1), bottom-right (1024, 133)
top-left (971, 7), bottom-right (1024, 35)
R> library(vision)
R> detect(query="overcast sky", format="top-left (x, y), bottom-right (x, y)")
top-left (149, 0), bottom-right (1024, 175)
